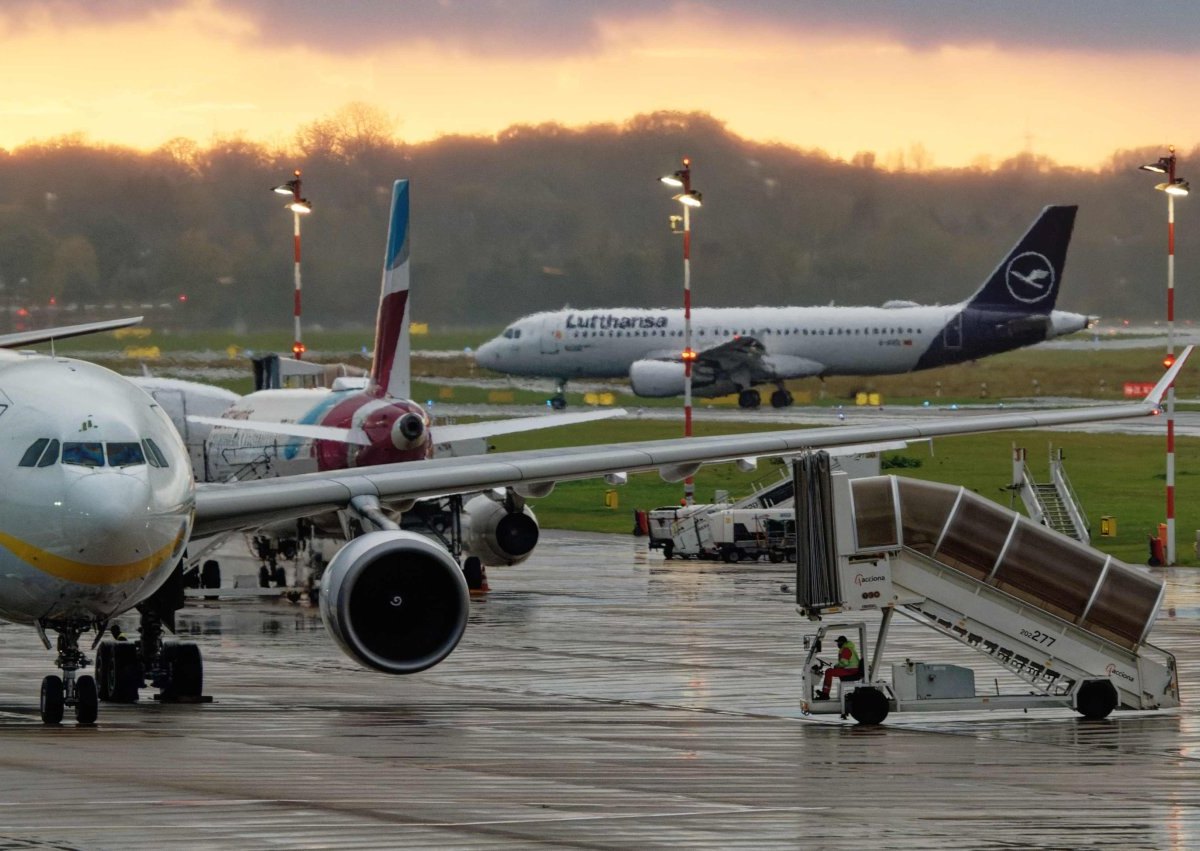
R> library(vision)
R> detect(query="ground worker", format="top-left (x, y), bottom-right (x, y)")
top-left (817, 635), bottom-right (861, 699)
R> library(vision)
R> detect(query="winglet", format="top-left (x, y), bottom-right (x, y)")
top-left (1146, 345), bottom-right (1193, 407)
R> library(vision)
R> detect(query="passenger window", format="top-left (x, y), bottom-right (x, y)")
top-left (19, 438), bottom-right (48, 468)
top-left (143, 438), bottom-right (169, 468)
top-left (62, 442), bottom-right (104, 468)
top-left (106, 442), bottom-right (146, 467)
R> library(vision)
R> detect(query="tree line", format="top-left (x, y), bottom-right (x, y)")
top-left (0, 107), bottom-right (1190, 332)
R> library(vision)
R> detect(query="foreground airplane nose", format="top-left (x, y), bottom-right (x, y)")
top-left (64, 473), bottom-right (153, 565)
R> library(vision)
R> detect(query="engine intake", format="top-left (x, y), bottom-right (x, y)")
top-left (462, 494), bottom-right (539, 566)
top-left (320, 531), bottom-right (469, 674)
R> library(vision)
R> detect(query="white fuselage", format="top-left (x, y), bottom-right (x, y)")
top-left (475, 304), bottom-right (1089, 380)
top-left (0, 352), bottom-right (193, 625)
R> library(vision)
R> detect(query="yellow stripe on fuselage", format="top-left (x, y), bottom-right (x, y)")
top-left (0, 528), bottom-right (186, 586)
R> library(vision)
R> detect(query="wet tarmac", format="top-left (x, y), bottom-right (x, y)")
top-left (0, 531), bottom-right (1197, 848)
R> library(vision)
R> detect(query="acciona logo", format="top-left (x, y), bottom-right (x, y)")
top-left (1004, 251), bottom-right (1056, 304)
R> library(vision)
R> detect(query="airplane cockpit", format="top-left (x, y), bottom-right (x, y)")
top-left (17, 437), bottom-right (172, 469)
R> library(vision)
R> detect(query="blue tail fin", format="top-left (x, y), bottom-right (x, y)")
top-left (965, 205), bottom-right (1077, 310)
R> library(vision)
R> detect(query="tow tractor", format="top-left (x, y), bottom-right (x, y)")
top-left (793, 452), bottom-right (1179, 725)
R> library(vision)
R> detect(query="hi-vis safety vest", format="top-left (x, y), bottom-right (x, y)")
top-left (837, 641), bottom-right (860, 670)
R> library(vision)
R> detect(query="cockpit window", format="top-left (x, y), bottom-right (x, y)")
top-left (106, 442), bottom-right (146, 467)
top-left (19, 438), bottom-right (60, 468)
top-left (62, 442), bottom-right (104, 468)
top-left (142, 438), bottom-right (169, 468)
top-left (19, 439), bottom-right (48, 467)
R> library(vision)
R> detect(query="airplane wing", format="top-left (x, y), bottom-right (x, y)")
top-left (0, 316), bottom-right (144, 348)
top-left (191, 346), bottom-right (1191, 537)
top-left (187, 408), bottom-right (627, 448)
top-left (694, 337), bottom-right (824, 381)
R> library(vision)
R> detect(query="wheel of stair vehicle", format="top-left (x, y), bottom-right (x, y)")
top-left (1075, 679), bottom-right (1119, 721)
top-left (847, 686), bottom-right (890, 726)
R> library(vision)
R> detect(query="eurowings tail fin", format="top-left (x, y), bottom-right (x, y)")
top-left (369, 179), bottom-right (411, 399)
top-left (965, 205), bottom-right (1077, 311)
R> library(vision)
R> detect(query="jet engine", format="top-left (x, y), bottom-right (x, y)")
top-left (629, 359), bottom-right (732, 398)
top-left (461, 494), bottom-right (539, 566)
top-left (391, 411), bottom-right (428, 450)
top-left (629, 359), bottom-right (685, 397)
top-left (320, 531), bottom-right (470, 674)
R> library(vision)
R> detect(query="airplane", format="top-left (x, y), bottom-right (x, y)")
top-left (474, 205), bottom-right (1093, 410)
top-left (157, 180), bottom-right (624, 586)
top-left (0, 318), bottom-right (1182, 726)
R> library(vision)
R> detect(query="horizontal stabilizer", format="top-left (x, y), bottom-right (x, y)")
top-left (434, 408), bottom-right (627, 445)
top-left (188, 415), bottom-right (371, 446)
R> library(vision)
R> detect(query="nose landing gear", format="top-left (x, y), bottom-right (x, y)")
top-left (38, 620), bottom-right (98, 725)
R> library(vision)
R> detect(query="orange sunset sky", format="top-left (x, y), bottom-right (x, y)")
top-left (3, 0), bottom-right (1199, 169)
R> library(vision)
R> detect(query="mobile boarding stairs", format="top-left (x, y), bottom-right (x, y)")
top-left (794, 452), bottom-right (1178, 725)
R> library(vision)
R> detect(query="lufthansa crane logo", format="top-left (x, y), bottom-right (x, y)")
top-left (1005, 251), bottom-right (1056, 304)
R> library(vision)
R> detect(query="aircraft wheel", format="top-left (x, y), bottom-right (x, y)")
top-left (201, 559), bottom-right (221, 589)
top-left (847, 686), bottom-right (890, 726)
top-left (107, 641), bottom-right (142, 703)
top-left (163, 643), bottom-right (203, 700)
top-left (768, 549), bottom-right (785, 564)
top-left (1075, 680), bottom-right (1119, 721)
top-left (662, 542), bottom-right (674, 560)
top-left (461, 557), bottom-right (484, 590)
top-left (95, 641), bottom-right (113, 701)
top-left (40, 675), bottom-right (64, 725)
top-left (550, 395), bottom-right (567, 410)
top-left (75, 675), bottom-right (98, 725)
top-left (738, 389), bottom-right (761, 409)
top-left (770, 389), bottom-right (793, 408)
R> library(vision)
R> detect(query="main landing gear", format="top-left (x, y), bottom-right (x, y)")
top-left (737, 385), bottom-right (795, 410)
top-left (38, 562), bottom-right (208, 726)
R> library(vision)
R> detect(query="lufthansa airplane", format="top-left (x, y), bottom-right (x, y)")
top-left (475, 206), bottom-right (1092, 409)
top-left (0, 302), bottom-right (1185, 725)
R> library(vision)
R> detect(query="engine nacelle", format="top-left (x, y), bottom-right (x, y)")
top-left (629, 359), bottom-right (734, 398)
top-left (320, 531), bottom-right (469, 675)
top-left (462, 494), bottom-right (539, 566)
top-left (629, 359), bottom-right (686, 397)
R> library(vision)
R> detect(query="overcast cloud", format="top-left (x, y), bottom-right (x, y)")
top-left (4, 1), bottom-right (1198, 57)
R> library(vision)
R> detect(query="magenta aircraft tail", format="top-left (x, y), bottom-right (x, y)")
top-left (369, 179), bottom-right (411, 399)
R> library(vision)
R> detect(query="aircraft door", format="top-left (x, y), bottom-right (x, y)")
top-left (942, 313), bottom-right (963, 350)
top-left (541, 316), bottom-right (561, 354)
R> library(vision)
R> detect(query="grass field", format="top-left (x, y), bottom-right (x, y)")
top-left (487, 418), bottom-right (1199, 567)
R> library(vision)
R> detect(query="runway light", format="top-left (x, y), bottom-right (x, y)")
top-left (1164, 353), bottom-right (1177, 369)
top-left (292, 341), bottom-right (306, 358)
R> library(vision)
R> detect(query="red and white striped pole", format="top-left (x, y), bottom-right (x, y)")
top-left (1167, 153), bottom-right (1178, 565)
top-left (292, 202), bottom-right (303, 359)
top-left (272, 169), bottom-right (312, 360)
top-left (661, 157), bottom-right (702, 505)
top-left (682, 187), bottom-right (694, 505)
top-left (1140, 147), bottom-right (1188, 565)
